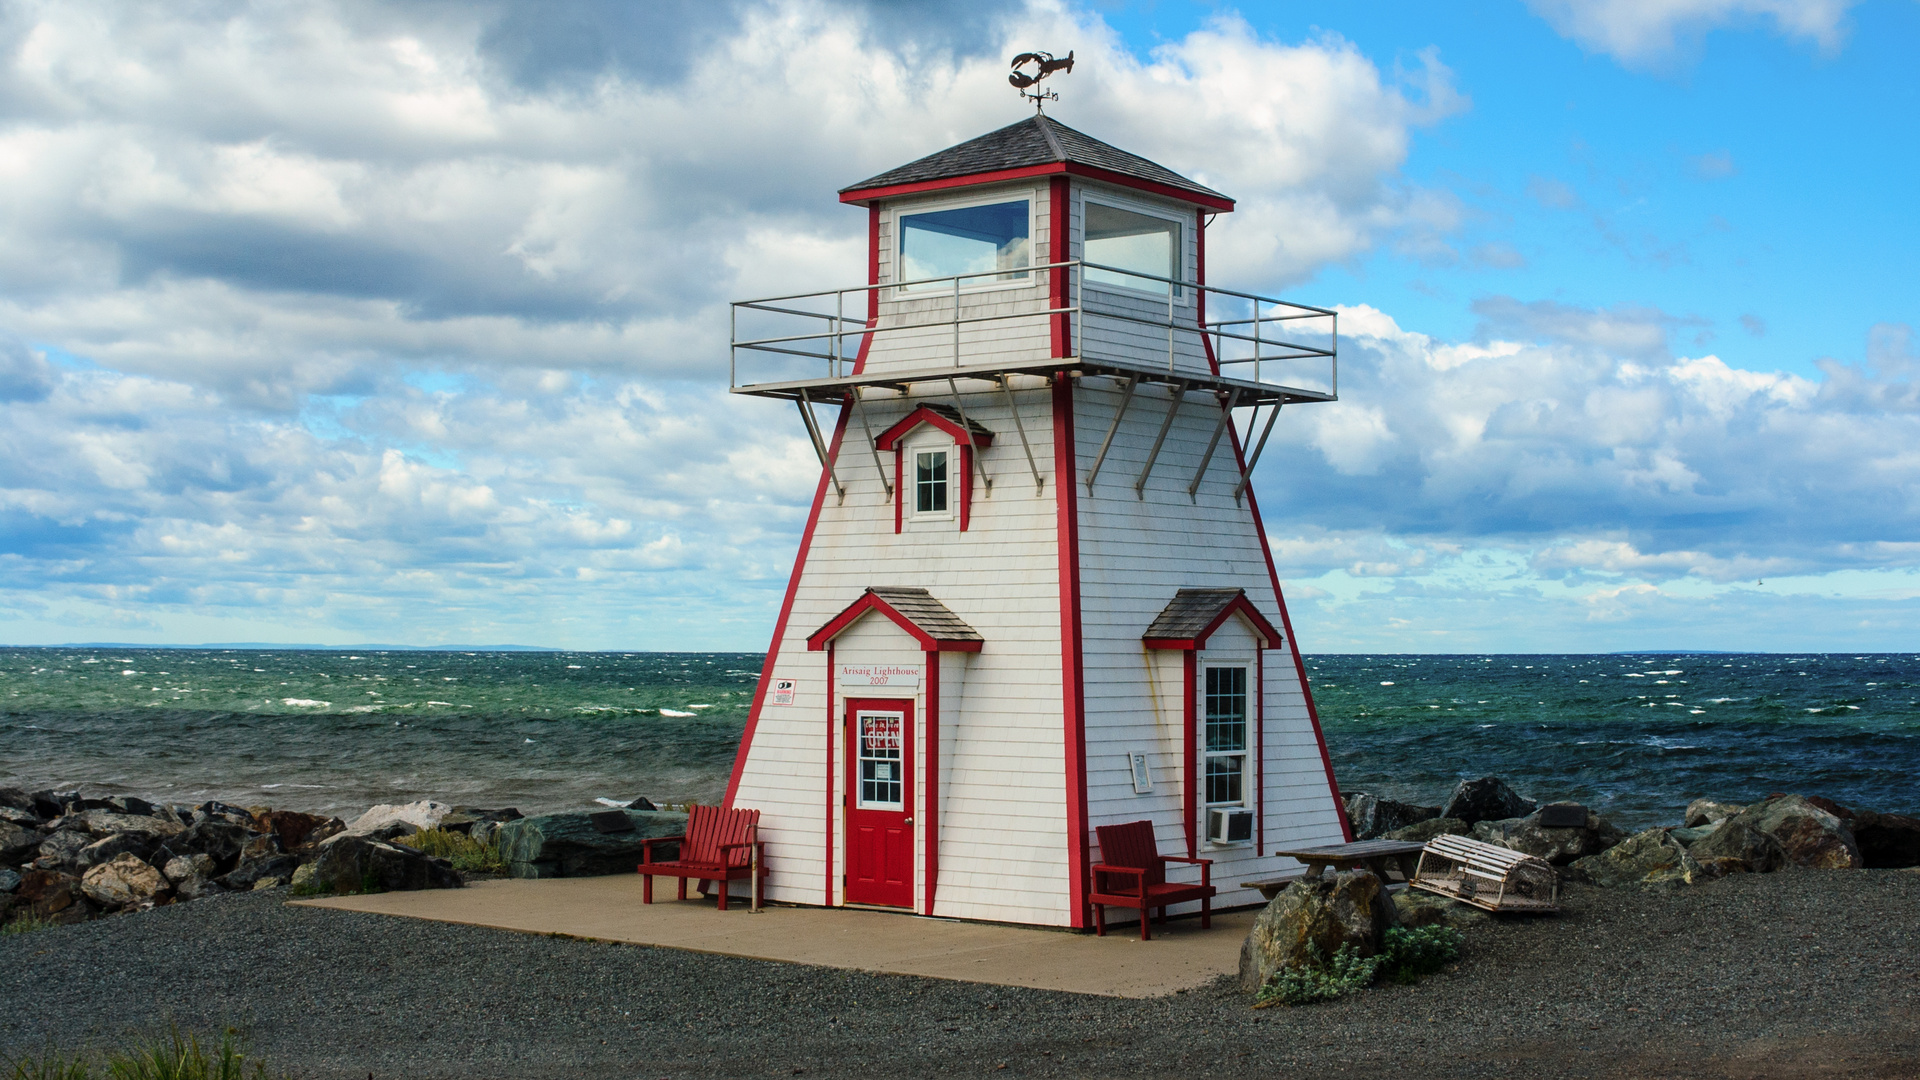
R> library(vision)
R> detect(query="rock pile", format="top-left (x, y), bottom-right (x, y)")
top-left (0, 787), bottom-right (490, 929)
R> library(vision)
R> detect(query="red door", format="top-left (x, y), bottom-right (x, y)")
top-left (845, 699), bottom-right (914, 908)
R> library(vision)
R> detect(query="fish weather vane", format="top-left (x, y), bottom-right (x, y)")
top-left (1009, 50), bottom-right (1073, 110)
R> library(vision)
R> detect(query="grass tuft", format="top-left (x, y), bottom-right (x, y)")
top-left (7, 1029), bottom-right (281, 1080)
top-left (2, 913), bottom-right (57, 936)
top-left (1253, 924), bottom-right (1464, 1007)
top-left (394, 827), bottom-right (507, 874)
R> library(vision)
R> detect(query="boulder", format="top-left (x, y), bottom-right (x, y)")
top-left (77, 832), bottom-right (161, 870)
top-left (1850, 811), bottom-right (1920, 869)
top-left (17, 869), bottom-right (80, 915)
top-left (344, 800), bottom-right (454, 838)
top-left (0, 787), bottom-right (35, 815)
top-left (0, 867), bottom-right (21, 893)
top-left (1440, 777), bottom-right (1537, 825)
top-left (222, 853), bottom-right (301, 891)
top-left (30, 790), bottom-right (77, 820)
top-left (1569, 828), bottom-right (1705, 887)
top-left (1688, 818), bottom-right (1790, 877)
top-left (306, 833), bottom-right (460, 893)
top-left (81, 853), bottom-right (168, 908)
top-left (163, 820), bottom-right (252, 869)
top-left (1669, 825), bottom-right (1717, 845)
top-left (1470, 808), bottom-right (1625, 866)
top-left (195, 801), bottom-right (254, 823)
top-left (75, 811), bottom-right (185, 841)
top-left (1237, 871), bottom-right (1398, 992)
top-left (1344, 793), bottom-right (1440, 840)
top-left (162, 854), bottom-right (218, 900)
top-left (0, 805), bottom-right (41, 828)
top-left (1735, 795), bottom-right (1863, 870)
top-left (104, 796), bottom-right (156, 817)
top-left (0, 821), bottom-right (41, 864)
top-left (1392, 889), bottom-right (1488, 929)
top-left (34, 829), bottom-right (93, 871)
top-left (438, 807), bottom-right (524, 836)
top-left (253, 810), bottom-right (342, 851)
top-left (1383, 817), bottom-right (1469, 843)
top-left (496, 810), bottom-right (690, 878)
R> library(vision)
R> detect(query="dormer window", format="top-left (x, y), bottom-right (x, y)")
top-left (1085, 198), bottom-right (1182, 298)
top-left (914, 450), bottom-right (950, 514)
top-left (897, 197), bottom-right (1031, 292)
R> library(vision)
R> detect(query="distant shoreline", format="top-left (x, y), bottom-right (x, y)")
top-left (0, 643), bottom-right (1908, 656)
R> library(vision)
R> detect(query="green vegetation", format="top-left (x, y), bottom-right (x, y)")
top-left (395, 827), bottom-right (508, 874)
top-left (1253, 925), bottom-right (1464, 1008)
top-left (1, 913), bottom-right (56, 936)
top-left (6, 1029), bottom-right (280, 1080)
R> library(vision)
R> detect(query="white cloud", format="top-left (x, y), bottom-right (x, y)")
top-left (1526, 0), bottom-right (1859, 68)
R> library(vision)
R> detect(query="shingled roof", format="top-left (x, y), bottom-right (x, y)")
top-left (807, 587), bottom-right (985, 652)
top-left (1142, 588), bottom-right (1282, 649)
top-left (840, 114), bottom-right (1231, 208)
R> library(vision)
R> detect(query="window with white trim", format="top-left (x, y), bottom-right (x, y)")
top-left (1203, 665), bottom-right (1248, 806)
top-left (914, 449), bottom-right (950, 514)
top-left (1084, 198), bottom-right (1182, 298)
top-left (897, 197), bottom-right (1032, 293)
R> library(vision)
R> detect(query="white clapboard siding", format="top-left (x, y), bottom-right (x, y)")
top-left (1072, 376), bottom-right (1345, 911)
top-left (1070, 180), bottom-right (1214, 378)
top-left (731, 383), bottom-right (1078, 925)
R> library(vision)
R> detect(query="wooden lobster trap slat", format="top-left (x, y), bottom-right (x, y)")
top-left (1411, 834), bottom-right (1559, 913)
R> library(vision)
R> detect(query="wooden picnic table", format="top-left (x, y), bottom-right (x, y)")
top-left (1240, 839), bottom-right (1428, 900)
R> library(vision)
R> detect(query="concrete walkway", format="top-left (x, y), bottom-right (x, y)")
top-left (290, 876), bottom-right (1251, 998)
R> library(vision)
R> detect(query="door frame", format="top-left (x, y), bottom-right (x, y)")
top-left (842, 696), bottom-right (916, 909)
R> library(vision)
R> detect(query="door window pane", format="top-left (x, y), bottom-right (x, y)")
top-left (915, 450), bottom-right (949, 514)
top-left (898, 200), bottom-right (1030, 290)
top-left (1085, 202), bottom-right (1179, 296)
top-left (857, 712), bottom-right (903, 809)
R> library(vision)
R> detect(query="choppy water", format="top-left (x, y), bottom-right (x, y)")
top-left (2, 649), bottom-right (1915, 828)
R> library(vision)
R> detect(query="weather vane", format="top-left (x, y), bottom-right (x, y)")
top-left (1009, 50), bottom-right (1073, 111)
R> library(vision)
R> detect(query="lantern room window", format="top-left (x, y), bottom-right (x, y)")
top-left (897, 198), bottom-right (1031, 292)
top-left (1203, 665), bottom-right (1248, 805)
top-left (1085, 199), bottom-right (1182, 297)
top-left (914, 450), bottom-right (950, 515)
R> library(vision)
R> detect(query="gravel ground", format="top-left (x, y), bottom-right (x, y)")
top-left (3, 870), bottom-right (1918, 1080)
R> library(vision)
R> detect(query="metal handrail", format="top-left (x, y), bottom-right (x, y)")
top-left (730, 259), bottom-right (1336, 398)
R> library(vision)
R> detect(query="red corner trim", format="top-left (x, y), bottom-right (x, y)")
top-left (841, 162), bottom-right (1235, 213)
top-left (1050, 176), bottom-right (1071, 358)
top-left (874, 406), bottom-right (994, 451)
top-left (1183, 650), bottom-right (1198, 859)
top-left (806, 589), bottom-right (983, 652)
top-left (825, 642), bottom-right (836, 904)
top-left (924, 650), bottom-right (940, 917)
top-left (1195, 242), bottom-right (1352, 842)
top-left (1052, 373), bottom-right (1090, 928)
top-left (893, 448), bottom-right (903, 534)
top-left (1256, 648), bottom-right (1266, 854)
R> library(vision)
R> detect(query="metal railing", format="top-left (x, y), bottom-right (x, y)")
top-left (728, 260), bottom-right (1337, 399)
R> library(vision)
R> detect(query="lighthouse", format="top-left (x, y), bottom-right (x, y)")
top-left (721, 95), bottom-right (1349, 929)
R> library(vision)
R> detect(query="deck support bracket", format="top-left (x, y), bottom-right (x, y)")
top-left (1188, 387), bottom-right (1243, 502)
top-left (1134, 381), bottom-right (1188, 500)
top-left (850, 386), bottom-right (892, 499)
top-left (797, 389), bottom-right (844, 502)
top-left (1231, 400), bottom-right (1283, 506)
top-left (946, 378), bottom-right (991, 497)
top-left (1085, 375), bottom-right (1137, 495)
top-left (996, 377), bottom-right (1045, 493)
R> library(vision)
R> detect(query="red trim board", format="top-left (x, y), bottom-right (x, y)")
top-left (923, 650), bottom-right (940, 916)
top-left (1051, 373), bottom-right (1090, 929)
top-left (1182, 650), bottom-right (1197, 859)
top-left (841, 162), bottom-right (1235, 213)
top-left (806, 590), bottom-right (984, 652)
top-left (824, 643), bottom-right (835, 904)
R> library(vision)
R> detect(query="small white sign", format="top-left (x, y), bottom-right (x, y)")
top-left (839, 663), bottom-right (922, 689)
top-left (771, 678), bottom-right (796, 706)
top-left (1127, 751), bottom-right (1154, 794)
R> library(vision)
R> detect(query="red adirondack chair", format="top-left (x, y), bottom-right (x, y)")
top-left (1090, 819), bottom-right (1215, 940)
top-left (638, 805), bottom-right (766, 911)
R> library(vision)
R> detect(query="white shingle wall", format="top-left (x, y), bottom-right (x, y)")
top-left (730, 383), bottom-right (1077, 926)
top-left (1072, 377), bottom-right (1346, 912)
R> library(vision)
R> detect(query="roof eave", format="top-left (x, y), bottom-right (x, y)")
top-left (841, 161), bottom-right (1234, 212)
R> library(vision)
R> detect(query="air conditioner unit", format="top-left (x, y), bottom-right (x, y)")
top-left (1206, 807), bottom-right (1254, 845)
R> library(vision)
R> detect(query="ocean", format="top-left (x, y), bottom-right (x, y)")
top-left (2, 648), bottom-right (1914, 829)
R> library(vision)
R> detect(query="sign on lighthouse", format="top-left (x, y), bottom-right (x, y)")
top-left (720, 55), bottom-right (1350, 928)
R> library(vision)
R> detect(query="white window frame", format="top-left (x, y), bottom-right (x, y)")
top-left (891, 188), bottom-right (1039, 298)
top-left (1080, 190), bottom-right (1188, 302)
top-left (1200, 660), bottom-right (1251, 809)
top-left (904, 431), bottom-right (956, 524)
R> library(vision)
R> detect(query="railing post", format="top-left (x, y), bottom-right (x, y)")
top-left (729, 304), bottom-right (737, 389)
top-left (953, 273), bottom-right (961, 367)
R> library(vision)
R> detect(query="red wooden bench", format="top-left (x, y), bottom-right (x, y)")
top-left (638, 805), bottom-right (766, 911)
top-left (1090, 819), bottom-right (1215, 940)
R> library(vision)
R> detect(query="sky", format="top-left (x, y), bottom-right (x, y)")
top-left (1, 0), bottom-right (1917, 653)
